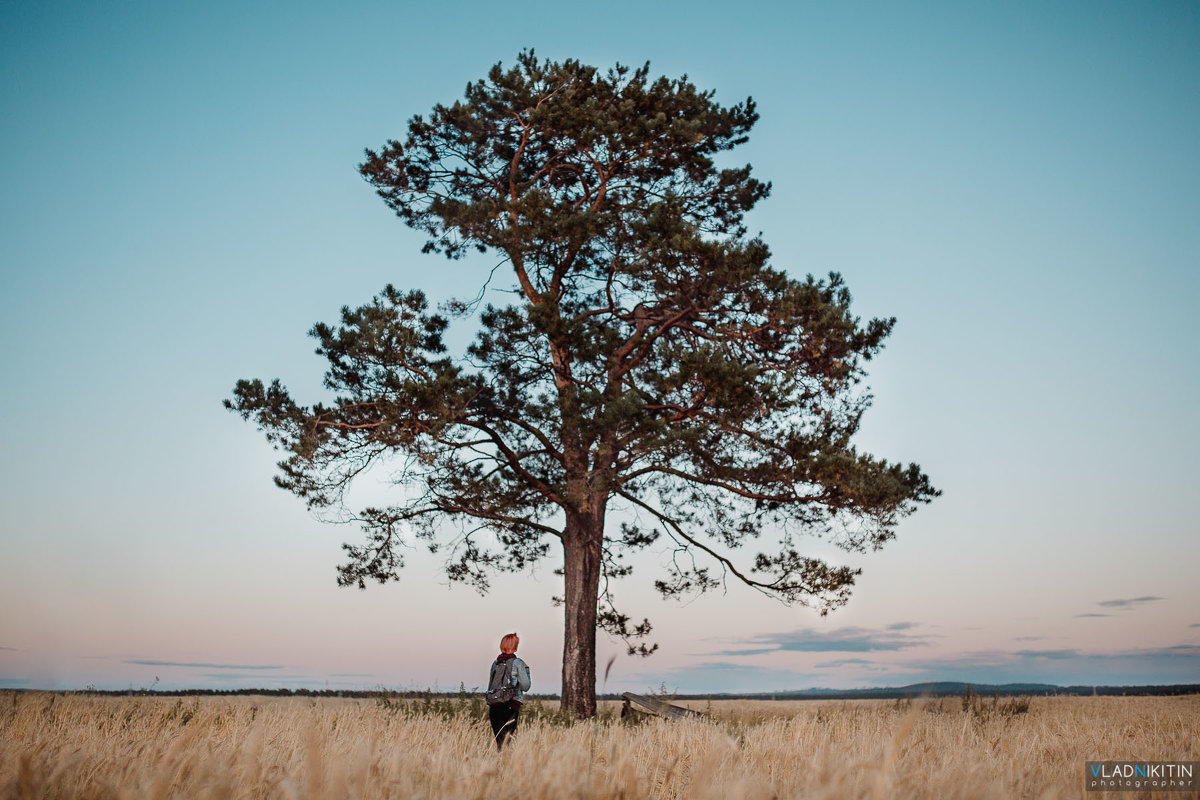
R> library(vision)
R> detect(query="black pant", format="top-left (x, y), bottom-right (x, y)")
top-left (489, 703), bottom-right (519, 750)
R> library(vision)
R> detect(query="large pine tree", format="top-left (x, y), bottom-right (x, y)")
top-left (227, 51), bottom-right (938, 718)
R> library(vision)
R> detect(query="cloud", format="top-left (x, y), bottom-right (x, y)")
top-left (886, 622), bottom-right (919, 631)
top-left (623, 642), bottom-right (1200, 693)
top-left (1152, 645), bottom-right (1200, 656)
top-left (198, 673), bottom-right (309, 682)
top-left (328, 673), bottom-right (374, 678)
top-left (1075, 613), bottom-right (1112, 618)
top-left (0, 647), bottom-right (17, 652)
top-left (184, 674), bottom-right (378, 690)
top-left (874, 643), bottom-right (1200, 688)
top-left (1012, 649), bottom-right (1080, 660)
top-left (1098, 596), bottom-right (1164, 609)
top-left (1190, 624), bottom-right (1200, 628)
top-left (125, 660), bottom-right (283, 670)
top-left (1014, 636), bottom-right (1045, 642)
top-left (813, 658), bottom-right (883, 669)
top-left (713, 626), bottom-right (931, 656)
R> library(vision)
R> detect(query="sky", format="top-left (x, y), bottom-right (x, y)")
top-left (1, 0), bottom-right (1197, 694)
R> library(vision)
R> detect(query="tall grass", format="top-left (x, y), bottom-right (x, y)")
top-left (2, 691), bottom-right (1196, 798)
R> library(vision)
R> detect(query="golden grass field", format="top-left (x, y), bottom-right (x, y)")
top-left (1, 691), bottom-right (1197, 799)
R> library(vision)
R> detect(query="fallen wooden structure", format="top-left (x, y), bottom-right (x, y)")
top-left (620, 692), bottom-right (707, 721)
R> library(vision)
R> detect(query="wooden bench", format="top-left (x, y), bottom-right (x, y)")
top-left (620, 692), bottom-right (707, 721)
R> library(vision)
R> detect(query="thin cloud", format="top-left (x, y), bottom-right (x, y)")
top-left (199, 673), bottom-right (309, 681)
top-left (629, 643), bottom-right (1200, 693)
top-left (1014, 636), bottom-right (1045, 642)
top-left (1151, 645), bottom-right (1200, 656)
top-left (1075, 613), bottom-right (1112, 618)
top-left (876, 643), bottom-right (1200, 688)
top-left (0, 647), bottom-right (17, 652)
top-left (1098, 596), bottom-right (1164, 609)
top-left (813, 658), bottom-right (879, 669)
top-left (328, 673), bottom-right (374, 678)
top-left (125, 660), bottom-right (283, 670)
top-left (1013, 649), bottom-right (1080, 660)
top-left (713, 626), bottom-right (931, 656)
top-left (886, 622), bottom-right (919, 631)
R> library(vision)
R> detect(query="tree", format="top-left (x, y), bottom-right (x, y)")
top-left (226, 51), bottom-right (938, 718)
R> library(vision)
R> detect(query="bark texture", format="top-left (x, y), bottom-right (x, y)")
top-left (560, 510), bottom-right (603, 718)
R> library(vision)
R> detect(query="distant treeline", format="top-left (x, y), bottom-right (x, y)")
top-left (681, 683), bottom-right (1200, 700)
top-left (6, 683), bottom-right (1199, 700)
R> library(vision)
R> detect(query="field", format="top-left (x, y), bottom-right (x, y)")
top-left (2, 691), bottom-right (1197, 799)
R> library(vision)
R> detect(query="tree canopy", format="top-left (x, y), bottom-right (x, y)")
top-left (227, 51), bottom-right (938, 717)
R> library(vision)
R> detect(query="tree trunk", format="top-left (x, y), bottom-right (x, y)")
top-left (560, 507), bottom-right (604, 718)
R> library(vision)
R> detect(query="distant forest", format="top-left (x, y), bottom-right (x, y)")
top-left (14, 682), bottom-right (1199, 700)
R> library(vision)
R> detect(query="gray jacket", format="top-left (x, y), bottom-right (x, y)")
top-left (491, 656), bottom-right (531, 704)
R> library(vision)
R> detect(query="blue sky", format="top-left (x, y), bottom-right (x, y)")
top-left (1, 0), bottom-right (1197, 693)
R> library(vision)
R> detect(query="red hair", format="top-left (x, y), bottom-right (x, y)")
top-left (499, 633), bottom-right (519, 654)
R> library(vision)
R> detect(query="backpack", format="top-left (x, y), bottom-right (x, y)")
top-left (485, 658), bottom-right (517, 706)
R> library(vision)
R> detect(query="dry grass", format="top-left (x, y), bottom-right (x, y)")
top-left (1, 691), bottom-right (1196, 798)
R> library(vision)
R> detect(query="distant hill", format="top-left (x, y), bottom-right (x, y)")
top-left (773, 681), bottom-right (1062, 697)
top-left (659, 682), bottom-right (1200, 700)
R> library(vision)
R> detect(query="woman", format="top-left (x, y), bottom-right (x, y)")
top-left (487, 632), bottom-right (531, 751)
